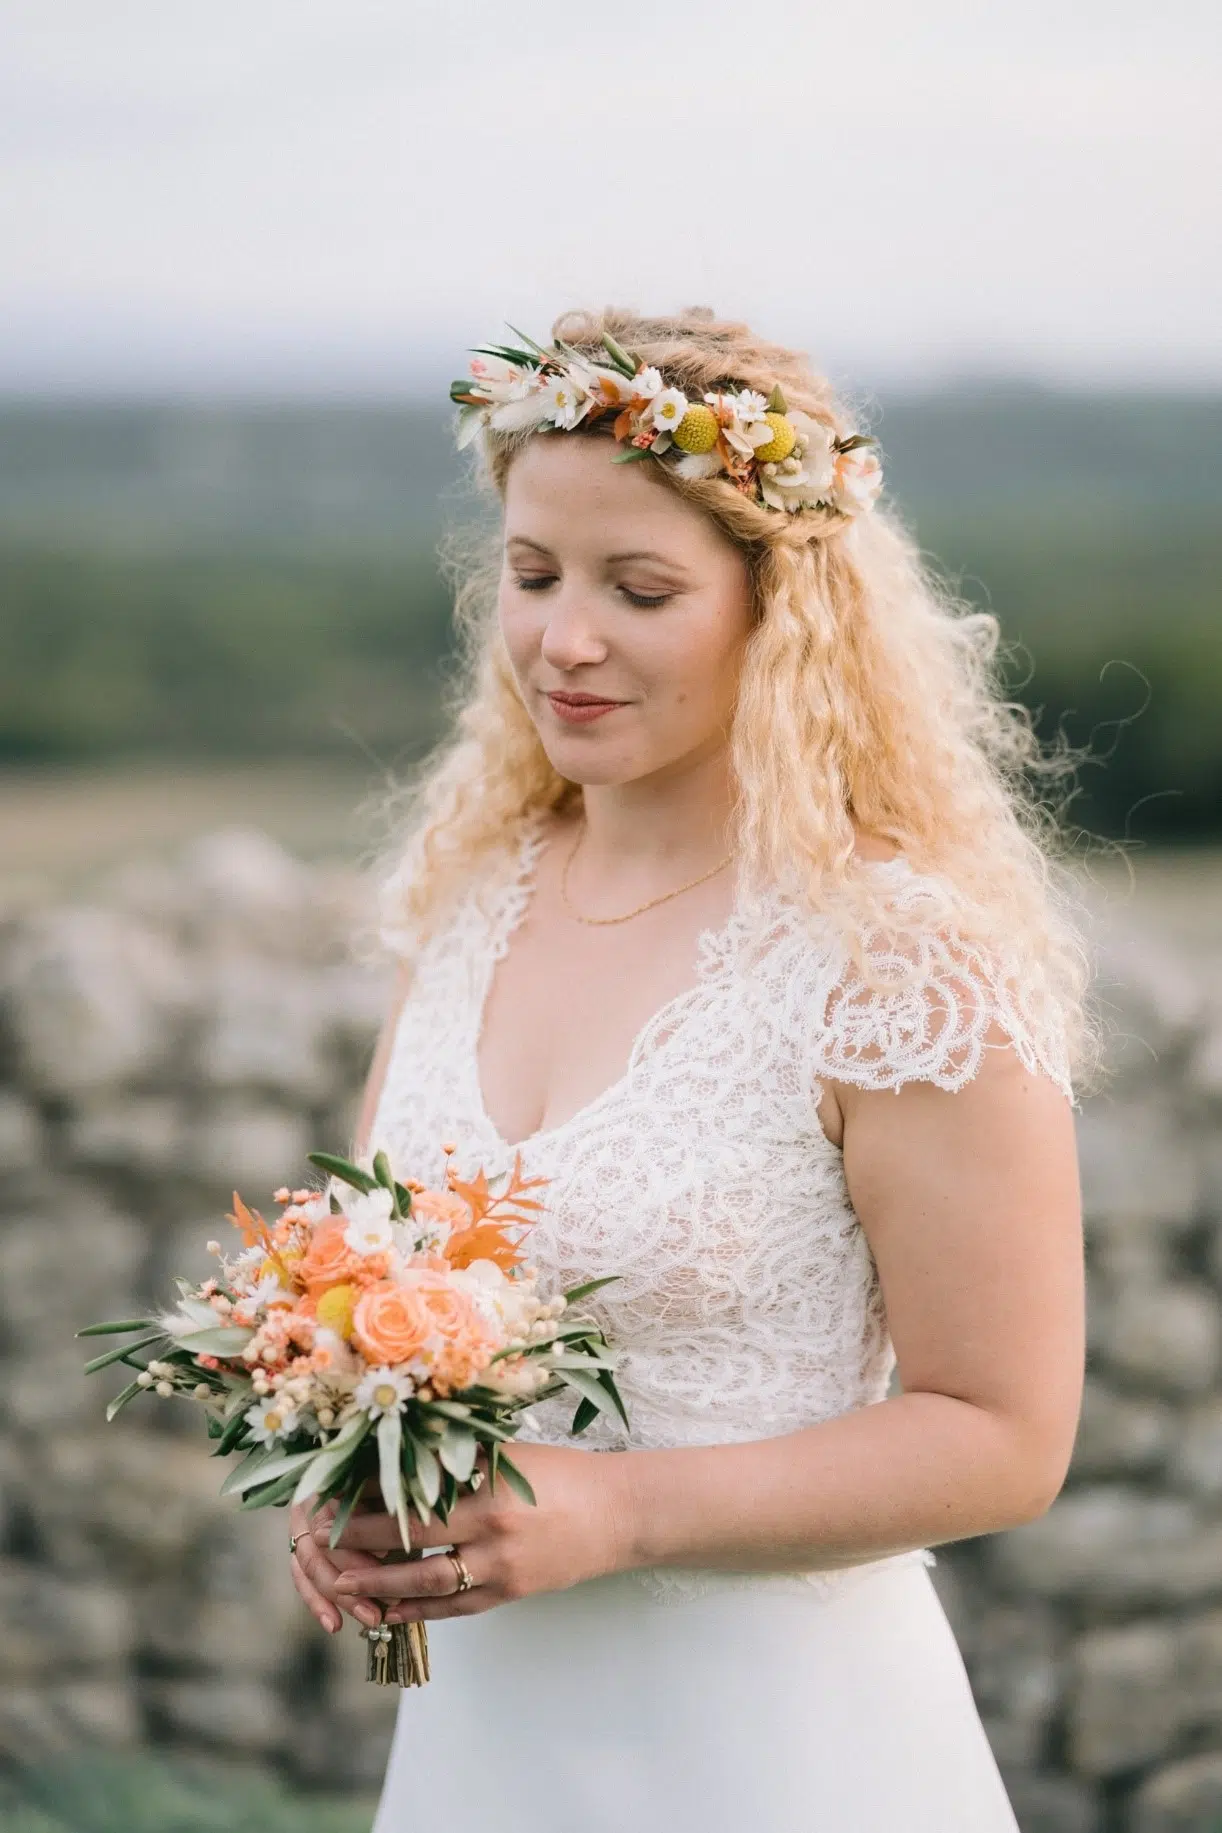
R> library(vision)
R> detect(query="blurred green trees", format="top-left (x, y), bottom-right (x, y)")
top-left (1, 391), bottom-right (1218, 841)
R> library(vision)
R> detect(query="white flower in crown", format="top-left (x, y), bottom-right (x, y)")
top-left (341, 1185), bottom-right (396, 1256)
top-left (732, 388), bottom-right (770, 422)
top-left (830, 441), bottom-right (884, 515)
top-left (704, 392), bottom-right (771, 461)
top-left (631, 366), bottom-right (664, 400)
top-left (487, 376), bottom-right (556, 433)
top-left (543, 370), bottom-right (593, 429)
top-left (757, 413), bottom-right (838, 513)
top-left (650, 387), bottom-right (689, 434)
top-left (468, 352), bottom-right (525, 393)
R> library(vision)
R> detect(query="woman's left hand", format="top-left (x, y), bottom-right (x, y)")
top-left (312, 1442), bottom-right (632, 1622)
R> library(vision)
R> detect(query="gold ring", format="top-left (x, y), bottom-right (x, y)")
top-left (289, 1533), bottom-right (302, 1557)
top-left (447, 1550), bottom-right (475, 1594)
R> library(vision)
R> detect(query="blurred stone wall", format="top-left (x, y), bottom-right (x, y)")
top-left (1, 831), bottom-right (1220, 1833)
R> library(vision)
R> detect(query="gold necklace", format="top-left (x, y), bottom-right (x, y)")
top-left (560, 821), bottom-right (735, 926)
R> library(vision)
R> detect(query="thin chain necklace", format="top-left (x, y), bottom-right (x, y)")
top-left (560, 820), bottom-right (735, 926)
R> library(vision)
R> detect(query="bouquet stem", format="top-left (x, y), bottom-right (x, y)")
top-left (362, 1544), bottom-right (430, 1685)
top-left (363, 1617), bottom-right (430, 1686)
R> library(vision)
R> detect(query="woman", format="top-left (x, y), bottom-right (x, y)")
top-left (289, 307), bottom-right (1086, 1830)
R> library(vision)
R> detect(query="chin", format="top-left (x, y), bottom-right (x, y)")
top-left (534, 736), bottom-right (629, 785)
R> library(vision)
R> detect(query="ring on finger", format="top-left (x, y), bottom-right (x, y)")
top-left (289, 1532), bottom-right (303, 1557)
top-left (446, 1549), bottom-right (475, 1594)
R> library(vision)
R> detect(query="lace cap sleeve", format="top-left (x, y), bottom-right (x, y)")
top-left (807, 865), bottom-right (1075, 1104)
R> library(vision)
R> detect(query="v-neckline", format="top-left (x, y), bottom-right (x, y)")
top-left (467, 813), bottom-right (751, 1157)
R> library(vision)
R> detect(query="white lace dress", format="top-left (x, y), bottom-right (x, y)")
top-left (370, 817), bottom-right (1073, 1833)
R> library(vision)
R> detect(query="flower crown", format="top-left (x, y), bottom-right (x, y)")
top-left (449, 326), bottom-right (883, 519)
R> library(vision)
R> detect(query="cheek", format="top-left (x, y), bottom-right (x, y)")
top-left (661, 599), bottom-right (751, 702)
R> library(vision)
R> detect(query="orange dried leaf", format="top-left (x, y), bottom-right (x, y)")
top-left (446, 1166), bottom-right (492, 1222)
top-left (444, 1221), bottom-right (527, 1272)
top-left (227, 1192), bottom-right (270, 1249)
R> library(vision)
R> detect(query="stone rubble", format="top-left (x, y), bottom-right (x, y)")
top-left (0, 829), bottom-right (1219, 1831)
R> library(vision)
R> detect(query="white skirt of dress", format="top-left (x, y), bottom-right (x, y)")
top-left (372, 1555), bottom-right (1018, 1833)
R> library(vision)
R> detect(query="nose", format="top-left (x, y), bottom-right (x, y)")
top-left (537, 584), bottom-right (609, 671)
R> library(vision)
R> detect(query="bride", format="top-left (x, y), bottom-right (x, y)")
top-left (288, 306), bottom-right (1086, 1830)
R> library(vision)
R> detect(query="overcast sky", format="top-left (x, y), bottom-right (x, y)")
top-left (3, 0), bottom-right (1220, 395)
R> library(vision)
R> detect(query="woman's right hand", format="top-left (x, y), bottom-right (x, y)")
top-left (289, 1500), bottom-right (388, 1635)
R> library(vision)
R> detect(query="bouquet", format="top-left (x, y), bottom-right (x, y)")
top-left (79, 1143), bottom-right (625, 1686)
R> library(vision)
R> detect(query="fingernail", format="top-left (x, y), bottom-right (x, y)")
top-left (325, 1613), bottom-right (341, 1634)
top-left (355, 1605), bottom-right (380, 1628)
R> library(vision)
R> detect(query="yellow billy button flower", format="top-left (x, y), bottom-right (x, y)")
top-left (672, 403), bottom-right (719, 454)
top-left (752, 412), bottom-right (798, 465)
top-left (315, 1282), bottom-right (358, 1340)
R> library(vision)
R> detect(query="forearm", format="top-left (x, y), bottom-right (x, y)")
top-left (608, 1390), bottom-right (1064, 1576)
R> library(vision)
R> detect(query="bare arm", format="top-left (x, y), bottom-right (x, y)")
top-left (610, 1041), bottom-right (1084, 1574)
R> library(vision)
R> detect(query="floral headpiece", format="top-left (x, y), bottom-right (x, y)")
top-left (450, 326), bottom-right (883, 519)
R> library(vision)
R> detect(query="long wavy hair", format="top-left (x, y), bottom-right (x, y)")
top-left (378, 305), bottom-right (1093, 1072)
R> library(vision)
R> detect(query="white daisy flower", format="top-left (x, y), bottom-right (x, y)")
top-left (355, 1366), bottom-right (415, 1417)
top-left (342, 1185), bottom-right (396, 1256)
top-left (543, 371), bottom-right (592, 429)
top-left (649, 387), bottom-right (689, 433)
top-left (731, 389), bottom-right (770, 422)
top-left (631, 366), bottom-right (664, 400)
top-left (246, 1396), bottom-right (300, 1444)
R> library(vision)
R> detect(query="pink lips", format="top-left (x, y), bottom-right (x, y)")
top-left (546, 692), bottom-right (626, 725)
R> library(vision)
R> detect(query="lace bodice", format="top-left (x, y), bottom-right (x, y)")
top-left (371, 816), bottom-right (1073, 1602)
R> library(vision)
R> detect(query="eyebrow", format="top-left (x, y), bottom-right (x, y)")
top-left (605, 550), bottom-right (685, 568)
top-left (505, 536), bottom-right (687, 572)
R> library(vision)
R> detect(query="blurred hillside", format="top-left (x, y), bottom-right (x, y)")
top-left (1, 388), bottom-right (1219, 840)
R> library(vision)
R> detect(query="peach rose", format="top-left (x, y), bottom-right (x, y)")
top-left (417, 1275), bottom-right (499, 1393)
top-left (300, 1218), bottom-right (386, 1295)
top-left (352, 1280), bottom-right (436, 1367)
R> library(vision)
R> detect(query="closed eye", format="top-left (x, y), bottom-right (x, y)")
top-left (513, 575), bottom-right (557, 592)
top-left (619, 588), bottom-right (672, 608)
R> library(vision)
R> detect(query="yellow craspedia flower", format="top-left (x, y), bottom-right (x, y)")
top-left (315, 1282), bottom-right (357, 1340)
top-left (752, 412), bottom-right (797, 465)
top-left (672, 404), bottom-right (719, 454)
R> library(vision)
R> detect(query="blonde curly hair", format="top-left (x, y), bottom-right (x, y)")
top-left (379, 305), bottom-right (1093, 1075)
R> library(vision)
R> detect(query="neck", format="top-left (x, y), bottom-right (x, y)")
top-left (571, 745), bottom-right (737, 873)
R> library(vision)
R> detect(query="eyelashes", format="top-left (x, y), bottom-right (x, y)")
top-left (512, 576), bottom-right (671, 609)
